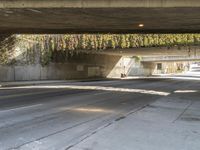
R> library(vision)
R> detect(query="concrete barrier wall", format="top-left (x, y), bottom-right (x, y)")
top-left (0, 54), bottom-right (155, 81)
top-left (0, 65), bottom-right (15, 81)
top-left (0, 62), bottom-right (107, 81)
top-left (0, 53), bottom-right (122, 81)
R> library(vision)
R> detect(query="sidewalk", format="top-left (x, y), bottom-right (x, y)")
top-left (2, 74), bottom-right (199, 88)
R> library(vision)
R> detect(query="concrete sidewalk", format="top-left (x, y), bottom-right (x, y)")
top-left (1, 73), bottom-right (200, 88)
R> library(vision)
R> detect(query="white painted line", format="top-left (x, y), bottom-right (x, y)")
top-left (174, 90), bottom-right (198, 93)
top-left (0, 85), bottom-right (170, 96)
top-left (0, 104), bottom-right (43, 113)
top-left (0, 89), bottom-right (64, 100)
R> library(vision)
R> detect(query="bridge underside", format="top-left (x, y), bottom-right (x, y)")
top-left (0, 7), bottom-right (200, 34)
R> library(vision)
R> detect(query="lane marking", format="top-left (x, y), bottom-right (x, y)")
top-left (0, 85), bottom-right (170, 96)
top-left (0, 104), bottom-right (43, 113)
top-left (0, 89), bottom-right (66, 100)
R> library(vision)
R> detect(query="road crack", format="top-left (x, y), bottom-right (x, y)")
top-left (65, 104), bottom-right (149, 150)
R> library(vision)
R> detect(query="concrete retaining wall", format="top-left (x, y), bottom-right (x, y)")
top-left (0, 54), bottom-right (154, 81)
top-left (0, 62), bottom-right (109, 81)
top-left (0, 53), bottom-right (121, 81)
top-left (107, 57), bottom-right (154, 78)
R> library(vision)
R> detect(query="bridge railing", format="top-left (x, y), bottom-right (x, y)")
top-left (141, 56), bottom-right (200, 62)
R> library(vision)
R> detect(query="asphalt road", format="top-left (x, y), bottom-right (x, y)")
top-left (0, 78), bottom-right (200, 150)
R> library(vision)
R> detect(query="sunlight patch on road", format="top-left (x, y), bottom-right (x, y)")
top-left (72, 108), bottom-right (111, 113)
top-left (0, 85), bottom-right (170, 96)
top-left (59, 107), bottom-right (112, 113)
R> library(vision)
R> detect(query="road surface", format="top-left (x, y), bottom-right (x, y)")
top-left (0, 78), bottom-right (200, 150)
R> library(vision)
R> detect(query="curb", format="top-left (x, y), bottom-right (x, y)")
top-left (0, 80), bottom-right (67, 88)
top-left (0, 78), bottom-right (113, 88)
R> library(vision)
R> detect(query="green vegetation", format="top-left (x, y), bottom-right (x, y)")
top-left (0, 35), bottom-right (17, 64)
top-left (1, 34), bottom-right (200, 65)
top-left (19, 34), bottom-right (200, 51)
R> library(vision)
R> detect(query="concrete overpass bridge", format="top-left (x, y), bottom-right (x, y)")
top-left (141, 55), bottom-right (200, 62)
top-left (98, 47), bottom-right (200, 57)
top-left (0, 0), bottom-right (200, 34)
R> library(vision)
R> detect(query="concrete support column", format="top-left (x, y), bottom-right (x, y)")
top-left (141, 62), bottom-right (156, 76)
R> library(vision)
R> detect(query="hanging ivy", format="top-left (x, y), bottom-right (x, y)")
top-left (1, 34), bottom-right (200, 65)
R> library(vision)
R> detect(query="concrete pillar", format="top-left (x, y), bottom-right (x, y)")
top-left (141, 62), bottom-right (156, 76)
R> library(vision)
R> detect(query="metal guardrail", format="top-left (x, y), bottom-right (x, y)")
top-left (141, 56), bottom-right (200, 62)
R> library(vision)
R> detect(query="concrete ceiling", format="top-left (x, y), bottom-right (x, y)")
top-left (0, 0), bottom-right (200, 34)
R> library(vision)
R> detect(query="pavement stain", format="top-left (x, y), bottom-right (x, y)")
top-left (115, 116), bottom-right (126, 122)
top-left (181, 117), bottom-right (200, 122)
